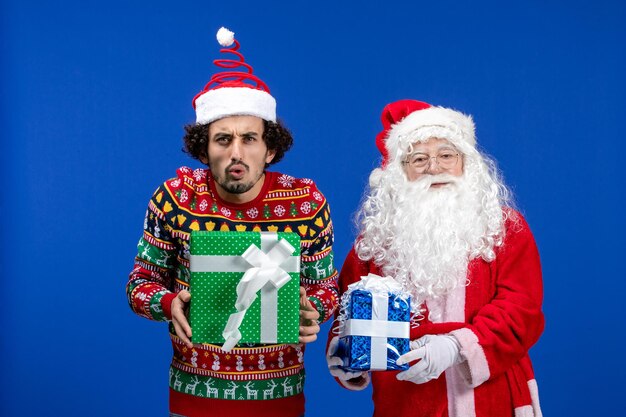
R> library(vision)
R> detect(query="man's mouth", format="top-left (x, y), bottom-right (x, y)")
top-left (227, 164), bottom-right (247, 180)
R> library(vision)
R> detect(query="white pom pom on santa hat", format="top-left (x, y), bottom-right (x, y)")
top-left (194, 26), bottom-right (276, 124)
top-left (216, 27), bottom-right (235, 47)
top-left (369, 168), bottom-right (383, 188)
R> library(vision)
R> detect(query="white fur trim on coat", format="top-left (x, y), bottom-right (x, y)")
top-left (528, 379), bottom-right (542, 417)
top-left (384, 106), bottom-right (476, 164)
top-left (514, 405), bottom-right (535, 417)
top-left (195, 86), bottom-right (276, 124)
top-left (450, 328), bottom-right (490, 388)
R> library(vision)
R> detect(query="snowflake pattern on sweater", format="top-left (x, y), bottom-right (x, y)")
top-left (127, 167), bottom-right (339, 405)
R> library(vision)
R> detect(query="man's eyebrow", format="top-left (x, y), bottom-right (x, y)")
top-left (211, 132), bottom-right (232, 140)
top-left (241, 131), bottom-right (260, 136)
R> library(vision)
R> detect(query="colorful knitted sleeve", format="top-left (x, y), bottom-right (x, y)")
top-left (126, 182), bottom-right (179, 322)
top-left (299, 184), bottom-right (339, 324)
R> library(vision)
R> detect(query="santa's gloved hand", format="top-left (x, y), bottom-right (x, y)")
top-left (327, 336), bottom-right (371, 391)
top-left (396, 334), bottom-right (462, 384)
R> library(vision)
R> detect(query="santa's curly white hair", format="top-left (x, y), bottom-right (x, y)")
top-left (355, 101), bottom-right (516, 305)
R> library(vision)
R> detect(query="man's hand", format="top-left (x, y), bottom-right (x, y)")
top-left (396, 334), bottom-right (462, 384)
top-left (298, 286), bottom-right (320, 344)
top-left (326, 336), bottom-right (371, 391)
top-left (171, 290), bottom-right (193, 348)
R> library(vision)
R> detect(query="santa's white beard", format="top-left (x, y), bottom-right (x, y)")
top-left (356, 172), bottom-right (492, 306)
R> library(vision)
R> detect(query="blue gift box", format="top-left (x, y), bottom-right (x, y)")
top-left (338, 284), bottom-right (411, 372)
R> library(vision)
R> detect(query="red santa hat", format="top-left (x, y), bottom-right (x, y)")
top-left (375, 99), bottom-right (476, 167)
top-left (193, 27), bottom-right (276, 125)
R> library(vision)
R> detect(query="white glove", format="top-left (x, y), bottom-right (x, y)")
top-left (326, 336), bottom-right (371, 391)
top-left (396, 334), bottom-right (462, 384)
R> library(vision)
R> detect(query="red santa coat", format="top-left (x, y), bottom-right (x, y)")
top-left (333, 211), bottom-right (544, 417)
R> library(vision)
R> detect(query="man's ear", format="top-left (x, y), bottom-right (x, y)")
top-left (265, 149), bottom-right (276, 165)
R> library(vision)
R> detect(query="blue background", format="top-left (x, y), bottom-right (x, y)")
top-left (2, 1), bottom-right (625, 415)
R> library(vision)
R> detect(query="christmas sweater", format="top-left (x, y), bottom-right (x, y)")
top-left (127, 166), bottom-right (339, 417)
top-left (330, 211), bottom-right (544, 417)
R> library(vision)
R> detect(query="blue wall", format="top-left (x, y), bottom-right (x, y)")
top-left (2, 1), bottom-right (625, 415)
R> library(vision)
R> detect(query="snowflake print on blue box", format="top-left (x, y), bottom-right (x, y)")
top-left (337, 274), bottom-right (411, 371)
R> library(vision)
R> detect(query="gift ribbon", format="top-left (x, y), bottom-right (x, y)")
top-left (340, 273), bottom-right (410, 370)
top-left (198, 233), bottom-right (297, 352)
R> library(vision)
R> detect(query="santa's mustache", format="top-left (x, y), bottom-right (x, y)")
top-left (410, 173), bottom-right (462, 189)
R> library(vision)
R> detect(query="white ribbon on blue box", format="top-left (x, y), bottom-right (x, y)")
top-left (338, 273), bottom-right (411, 371)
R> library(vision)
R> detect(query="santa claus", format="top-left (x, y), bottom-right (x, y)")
top-left (327, 100), bottom-right (544, 417)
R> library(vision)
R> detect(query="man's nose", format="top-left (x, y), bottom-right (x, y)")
top-left (230, 138), bottom-right (243, 160)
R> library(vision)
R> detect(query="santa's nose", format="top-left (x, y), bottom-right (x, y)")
top-left (424, 157), bottom-right (443, 173)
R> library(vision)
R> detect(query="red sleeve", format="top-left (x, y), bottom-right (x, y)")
top-left (450, 213), bottom-right (544, 387)
top-left (338, 247), bottom-right (372, 292)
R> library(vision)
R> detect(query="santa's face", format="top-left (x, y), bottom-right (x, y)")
top-left (403, 138), bottom-right (463, 184)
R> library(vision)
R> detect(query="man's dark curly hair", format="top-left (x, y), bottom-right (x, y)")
top-left (183, 119), bottom-right (293, 166)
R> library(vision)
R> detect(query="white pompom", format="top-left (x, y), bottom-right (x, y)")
top-left (216, 27), bottom-right (235, 47)
top-left (369, 168), bottom-right (383, 188)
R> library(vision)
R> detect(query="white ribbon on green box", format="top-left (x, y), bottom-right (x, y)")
top-left (190, 232), bottom-right (300, 352)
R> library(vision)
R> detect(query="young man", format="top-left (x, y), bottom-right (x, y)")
top-left (127, 28), bottom-right (338, 417)
top-left (327, 99), bottom-right (544, 417)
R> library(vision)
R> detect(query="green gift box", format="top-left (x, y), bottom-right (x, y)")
top-left (189, 231), bottom-right (301, 351)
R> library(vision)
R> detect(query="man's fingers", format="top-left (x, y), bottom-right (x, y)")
top-left (177, 315), bottom-right (192, 337)
top-left (173, 312), bottom-right (192, 338)
top-left (171, 293), bottom-right (193, 348)
top-left (300, 298), bottom-right (318, 312)
top-left (172, 317), bottom-right (193, 348)
top-left (410, 335), bottom-right (431, 350)
top-left (298, 334), bottom-right (317, 343)
top-left (300, 309), bottom-right (320, 320)
top-left (302, 323), bottom-right (320, 334)
top-left (178, 290), bottom-right (191, 302)
top-left (299, 322), bottom-right (320, 340)
top-left (171, 309), bottom-right (192, 335)
top-left (396, 346), bottom-right (426, 365)
top-left (329, 367), bottom-right (364, 381)
top-left (396, 360), bottom-right (428, 381)
top-left (299, 298), bottom-right (320, 330)
top-left (327, 356), bottom-right (343, 368)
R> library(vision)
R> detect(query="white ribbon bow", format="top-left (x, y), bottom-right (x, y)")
top-left (221, 235), bottom-right (296, 352)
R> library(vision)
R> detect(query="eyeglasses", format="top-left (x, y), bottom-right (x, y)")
top-left (403, 150), bottom-right (460, 171)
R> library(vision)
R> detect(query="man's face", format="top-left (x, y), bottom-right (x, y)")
top-left (403, 137), bottom-right (463, 185)
top-left (205, 115), bottom-right (276, 202)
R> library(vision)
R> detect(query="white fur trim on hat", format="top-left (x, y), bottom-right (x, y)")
top-left (385, 106), bottom-right (476, 164)
top-left (195, 87), bottom-right (277, 124)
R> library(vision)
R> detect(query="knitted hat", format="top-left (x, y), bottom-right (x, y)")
top-left (193, 27), bottom-right (276, 125)
top-left (375, 99), bottom-right (476, 168)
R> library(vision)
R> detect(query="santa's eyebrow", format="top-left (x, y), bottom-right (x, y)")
top-left (410, 145), bottom-right (458, 155)
top-left (436, 146), bottom-right (459, 153)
